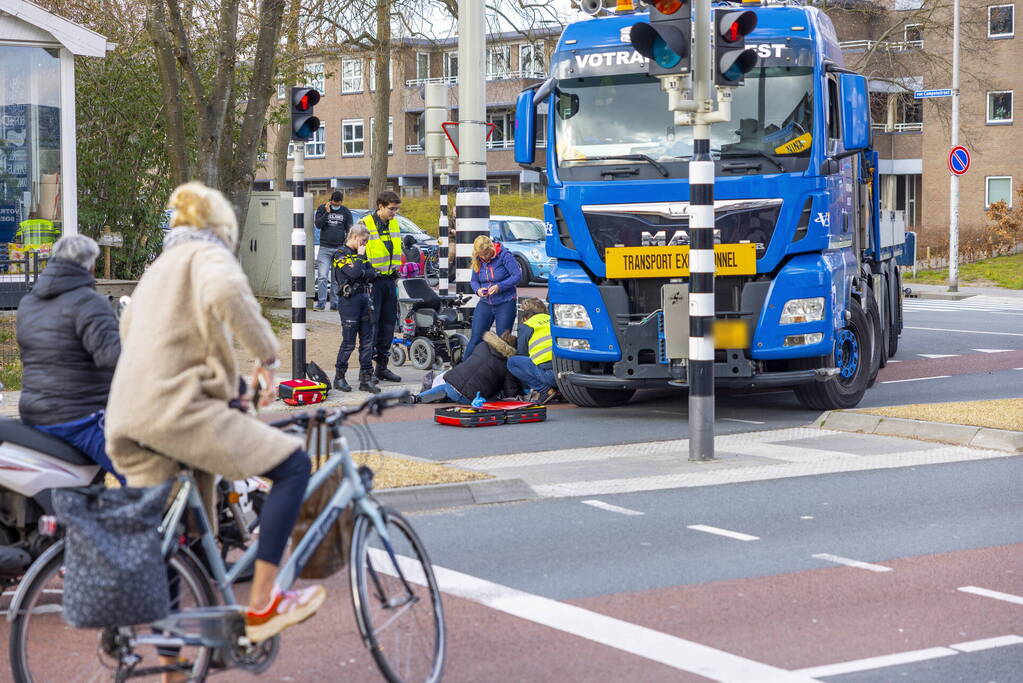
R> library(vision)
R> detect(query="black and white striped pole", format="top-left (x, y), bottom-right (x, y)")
top-left (455, 0), bottom-right (490, 313)
top-left (438, 180), bottom-right (451, 295)
top-left (291, 143), bottom-right (306, 380)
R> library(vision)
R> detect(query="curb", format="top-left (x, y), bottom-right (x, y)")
top-left (911, 291), bottom-right (974, 301)
top-left (815, 411), bottom-right (1023, 454)
top-left (375, 477), bottom-right (537, 512)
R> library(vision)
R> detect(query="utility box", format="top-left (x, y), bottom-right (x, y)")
top-left (240, 191), bottom-right (314, 300)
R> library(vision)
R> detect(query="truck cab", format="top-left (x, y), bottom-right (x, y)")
top-left (515, 3), bottom-right (906, 409)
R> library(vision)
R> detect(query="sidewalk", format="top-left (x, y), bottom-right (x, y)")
top-left (902, 281), bottom-right (1023, 299)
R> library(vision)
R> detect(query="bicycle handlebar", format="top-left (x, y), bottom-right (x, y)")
top-left (268, 389), bottom-right (411, 429)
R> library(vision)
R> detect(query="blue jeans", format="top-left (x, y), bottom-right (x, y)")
top-left (418, 383), bottom-right (471, 404)
top-left (315, 246), bottom-right (339, 308)
top-left (465, 299), bottom-right (517, 358)
top-left (507, 356), bottom-right (556, 393)
top-left (35, 410), bottom-right (125, 484)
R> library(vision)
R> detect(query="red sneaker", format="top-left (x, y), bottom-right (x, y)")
top-left (245, 585), bottom-right (326, 642)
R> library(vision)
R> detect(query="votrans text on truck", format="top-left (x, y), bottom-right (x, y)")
top-left (513, 0), bottom-right (913, 410)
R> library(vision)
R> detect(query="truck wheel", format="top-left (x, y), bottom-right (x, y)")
top-left (514, 255), bottom-right (532, 288)
top-left (794, 298), bottom-right (871, 410)
top-left (553, 356), bottom-right (635, 408)
top-left (863, 290), bottom-right (885, 386)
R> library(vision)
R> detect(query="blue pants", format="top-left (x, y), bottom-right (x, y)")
top-left (465, 299), bottom-right (517, 358)
top-left (336, 292), bottom-right (375, 374)
top-left (35, 410), bottom-right (125, 485)
top-left (507, 356), bottom-right (556, 393)
top-left (257, 449), bottom-right (311, 566)
top-left (418, 383), bottom-right (471, 404)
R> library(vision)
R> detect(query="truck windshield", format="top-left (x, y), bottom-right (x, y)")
top-left (554, 66), bottom-right (814, 173)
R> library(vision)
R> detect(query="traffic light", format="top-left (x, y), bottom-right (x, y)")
top-left (290, 87), bottom-right (321, 141)
top-left (629, 0), bottom-right (692, 77)
top-left (713, 9), bottom-right (758, 86)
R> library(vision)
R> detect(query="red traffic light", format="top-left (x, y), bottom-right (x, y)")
top-left (717, 10), bottom-right (756, 42)
top-left (292, 87), bottom-right (320, 112)
top-left (653, 0), bottom-right (684, 13)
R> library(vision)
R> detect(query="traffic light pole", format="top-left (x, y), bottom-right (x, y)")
top-left (291, 144), bottom-right (306, 380)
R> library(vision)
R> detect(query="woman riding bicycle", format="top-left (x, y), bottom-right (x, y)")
top-left (105, 182), bottom-right (325, 645)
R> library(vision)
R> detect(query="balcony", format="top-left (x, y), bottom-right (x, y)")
top-left (404, 70), bottom-right (546, 88)
top-left (872, 122), bottom-right (923, 133)
top-left (405, 76), bottom-right (457, 88)
top-left (840, 39), bottom-right (923, 53)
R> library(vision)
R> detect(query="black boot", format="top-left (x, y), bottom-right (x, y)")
top-left (333, 374), bottom-right (352, 392)
top-left (375, 361), bottom-right (402, 383)
top-left (359, 371), bottom-right (381, 394)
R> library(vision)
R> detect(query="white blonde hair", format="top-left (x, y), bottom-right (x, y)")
top-left (167, 181), bottom-right (238, 249)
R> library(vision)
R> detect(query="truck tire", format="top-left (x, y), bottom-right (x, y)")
top-left (888, 270), bottom-right (902, 357)
top-left (515, 255), bottom-right (532, 288)
top-left (863, 290), bottom-right (885, 386)
top-left (553, 356), bottom-right (635, 408)
top-left (794, 298), bottom-right (872, 410)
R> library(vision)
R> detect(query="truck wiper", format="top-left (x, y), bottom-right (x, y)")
top-left (718, 150), bottom-right (786, 173)
top-left (579, 154), bottom-right (669, 177)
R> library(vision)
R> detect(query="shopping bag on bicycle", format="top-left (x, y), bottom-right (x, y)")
top-left (290, 421), bottom-right (354, 579)
top-left (52, 482), bottom-right (173, 628)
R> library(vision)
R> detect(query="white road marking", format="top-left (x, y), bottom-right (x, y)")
top-left (581, 499), bottom-right (644, 516)
top-left (950, 634), bottom-right (1023, 652)
top-left (687, 524), bottom-right (760, 541)
top-left (722, 418), bottom-right (766, 425)
top-left (907, 326), bottom-right (1023, 337)
top-left (973, 348), bottom-right (1013, 353)
top-left (880, 375), bottom-right (952, 384)
top-left (887, 359), bottom-right (902, 363)
top-left (796, 646), bottom-right (956, 677)
top-left (812, 553), bottom-right (893, 572)
top-left (370, 549), bottom-right (813, 682)
top-left (958, 585), bottom-right (1023, 606)
top-left (918, 353), bottom-right (958, 359)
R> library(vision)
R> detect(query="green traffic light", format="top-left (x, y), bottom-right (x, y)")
top-left (652, 36), bottom-right (682, 69)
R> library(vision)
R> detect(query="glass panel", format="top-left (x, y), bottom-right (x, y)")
top-left (342, 59), bottom-right (362, 93)
top-left (988, 92), bottom-right (1012, 121)
top-left (990, 5), bottom-right (1014, 36)
top-left (0, 46), bottom-right (62, 245)
top-left (988, 177), bottom-right (1012, 206)
top-left (504, 219), bottom-right (545, 241)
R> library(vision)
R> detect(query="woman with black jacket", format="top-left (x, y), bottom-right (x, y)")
top-left (404, 331), bottom-right (518, 403)
top-left (331, 224), bottom-right (379, 393)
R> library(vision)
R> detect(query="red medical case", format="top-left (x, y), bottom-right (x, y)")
top-left (278, 379), bottom-right (328, 406)
top-left (481, 401), bottom-right (547, 424)
top-left (433, 406), bottom-right (506, 427)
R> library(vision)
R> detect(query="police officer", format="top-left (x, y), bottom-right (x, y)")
top-left (313, 190), bottom-right (353, 310)
top-left (331, 223), bottom-right (380, 393)
top-left (361, 190), bottom-right (404, 384)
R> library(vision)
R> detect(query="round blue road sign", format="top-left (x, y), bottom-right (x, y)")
top-left (948, 145), bottom-right (970, 176)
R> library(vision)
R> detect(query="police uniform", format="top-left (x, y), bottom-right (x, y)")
top-left (332, 245), bottom-right (378, 392)
top-left (362, 212), bottom-right (403, 382)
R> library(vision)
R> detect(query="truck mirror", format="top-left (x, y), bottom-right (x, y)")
top-left (515, 88), bottom-right (537, 165)
top-left (838, 73), bottom-right (870, 152)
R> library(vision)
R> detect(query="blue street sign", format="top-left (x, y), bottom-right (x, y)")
top-left (914, 89), bottom-right (953, 99)
top-left (948, 145), bottom-right (970, 176)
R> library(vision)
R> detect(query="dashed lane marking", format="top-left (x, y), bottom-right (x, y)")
top-left (812, 553), bottom-right (892, 572)
top-left (581, 500), bottom-right (644, 516)
top-left (958, 585), bottom-right (1023, 606)
top-left (918, 354), bottom-right (958, 359)
top-left (880, 375), bottom-right (952, 384)
top-left (687, 524), bottom-right (760, 541)
top-left (973, 349), bottom-right (1013, 353)
top-left (371, 549), bottom-right (815, 682)
top-left (906, 326), bottom-right (1023, 337)
top-left (722, 417), bottom-right (767, 425)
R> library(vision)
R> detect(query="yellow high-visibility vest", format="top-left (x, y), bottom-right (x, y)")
top-left (525, 313), bottom-right (553, 365)
top-left (361, 213), bottom-right (402, 275)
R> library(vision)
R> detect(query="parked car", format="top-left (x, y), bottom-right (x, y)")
top-left (489, 215), bottom-right (552, 287)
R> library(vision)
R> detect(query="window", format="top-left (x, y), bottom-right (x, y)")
top-left (368, 58), bottom-right (392, 91)
top-left (536, 113), bottom-right (548, 146)
top-left (369, 116), bottom-right (393, 155)
top-left (826, 76), bottom-right (841, 149)
top-left (444, 51), bottom-right (458, 81)
top-left (986, 176), bottom-right (1013, 207)
top-left (341, 58), bottom-right (362, 94)
top-left (487, 46), bottom-right (510, 79)
top-left (416, 52), bottom-right (431, 81)
top-left (519, 43), bottom-right (545, 76)
top-left (342, 119), bottom-right (364, 156)
top-left (487, 111), bottom-right (510, 148)
top-left (988, 90), bottom-right (1013, 123)
top-left (306, 63), bottom-right (324, 93)
top-left (989, 4), bottom-right (1014, 37)
top-left (903, 23), bottom-right (922, 45)
top-left (305, 125), bottom-right (325, 158)
top-left (487, 179), bottom-right (512, 195)
top-left (895, 92), bottom-right (922, 128)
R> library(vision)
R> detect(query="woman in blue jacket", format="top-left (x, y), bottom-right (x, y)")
top-left (464, 234), bottom-right (521, 358)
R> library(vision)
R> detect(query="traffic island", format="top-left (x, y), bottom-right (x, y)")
top-left (816, 398), bottom-right (1023, 453)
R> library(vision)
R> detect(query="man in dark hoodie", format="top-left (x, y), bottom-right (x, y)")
top-left (16, 234), bottom-right (123, 480)
top-left (313, 190), bottom-right (353, 310)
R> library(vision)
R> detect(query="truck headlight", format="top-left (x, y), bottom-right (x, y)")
top-left (553, 303), bottom-right (592, 329)
top-left (556, 338), bottom-right (591, 350)
top-left (780, 297), bottom-right (825, 324)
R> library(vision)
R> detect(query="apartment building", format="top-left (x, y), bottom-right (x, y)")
top-left (255, 27), bottom-right (560, 198)
top-left (830, 0), bottom-right (1022, 243)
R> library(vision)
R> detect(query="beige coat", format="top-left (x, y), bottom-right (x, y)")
top-left (106, 234), bottom-right (302, 492)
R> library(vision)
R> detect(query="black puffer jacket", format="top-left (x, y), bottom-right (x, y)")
top-left (17, 258), bottom-right (121, 426)
top-left (443, 331), bottom-right (519, 401)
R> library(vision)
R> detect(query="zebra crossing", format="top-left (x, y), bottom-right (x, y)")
top-left (903, 295), bottom-right (1023, 313)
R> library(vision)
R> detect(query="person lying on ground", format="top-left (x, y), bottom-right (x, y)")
top-left (402, 331), bottom-right (518, 404)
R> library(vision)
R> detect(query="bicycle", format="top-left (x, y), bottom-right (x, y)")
top-left (7, 390), bottom-right (445, 682)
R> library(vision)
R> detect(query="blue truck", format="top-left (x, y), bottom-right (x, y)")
top-left (513, 2), bottom-right (908, 410)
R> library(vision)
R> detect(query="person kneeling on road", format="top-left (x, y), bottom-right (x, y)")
top-left (332, 224), bottom-right (380, 394)
top-left (507, 297), bottom-right (557, 405)
top-left (403, 331), bottom-right (519, 404)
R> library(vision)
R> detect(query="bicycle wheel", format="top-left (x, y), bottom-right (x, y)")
top-left (350, 506), bottom-right (445, 683)
top-left (9, 544), bottom-right (216, 682)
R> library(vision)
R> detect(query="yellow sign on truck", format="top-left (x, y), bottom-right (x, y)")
top-left (605, 244), bottom-right (757, 279)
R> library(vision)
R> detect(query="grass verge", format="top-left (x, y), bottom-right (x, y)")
top-left (903, 252), bottom-right (1023, 289)
top-left (860, 398), bottom-right (1023, 432)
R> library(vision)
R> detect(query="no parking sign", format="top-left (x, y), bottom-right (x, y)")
top-left (948, 145), bottom-right (971, 176)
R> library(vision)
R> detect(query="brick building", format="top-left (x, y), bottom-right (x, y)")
top-left (255, 27), bottom-right (560, 199)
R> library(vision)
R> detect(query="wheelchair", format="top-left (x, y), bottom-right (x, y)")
top-left (390, 277), bottom-right (470, 370)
